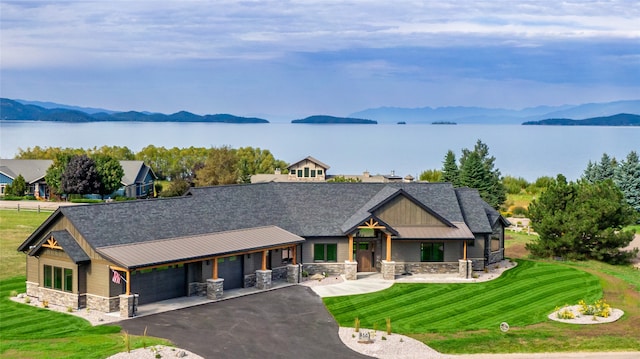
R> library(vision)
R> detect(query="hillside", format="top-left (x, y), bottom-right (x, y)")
top-left (349, 100), bottom-right (640, 125)
top-left (0, 98), bottom-right (269, 123)
top-left (291, 115), bottom-right (376, 124)
top-left (522, 113), bottom-right (640, 126)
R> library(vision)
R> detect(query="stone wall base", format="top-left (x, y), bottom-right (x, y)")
top-left (119, 294), bottom-right (139, 318)
top-left (344, 261), bottom-right (357, 280)
top-left (302, 263), bottom-right (345, 277)
top-left (256, 269), bottom-right (272, 290)
top-left (488, 249), bottom-right (504, 264)
top-left (458, 259), bottom-right (473, 278)
top-left (381, 260), bottom-right (395, 280)
top-left (188, 282), bottom-right (207, 297)
top-left (394, 262), bottom-right (459, 274)
top-left (287, 264), bottom-right (300, 283)
top-left (207, 278), bottom-right (224, 300)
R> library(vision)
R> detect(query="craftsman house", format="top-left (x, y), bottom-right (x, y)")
top-left (18, 182), bottom-right (508, 317)
top-left (0, 159), bottom-right (156, 199)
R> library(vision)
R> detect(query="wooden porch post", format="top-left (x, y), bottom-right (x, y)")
top-left (385, 233), bottom-right (391, 261)
top-left (463, 240), bottom-right (468, 260)
top-left (348, 234), bottom-right (354, 261)
top-left (261, 250), bottom-right (268, 271)
top-left (125, 270), bottom-right (131, 295)
top-left (292, 245), bottom-right (297, 265)
top-left (213, 257), bottom-right (218, 279)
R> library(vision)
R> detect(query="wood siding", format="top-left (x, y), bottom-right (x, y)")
top-left (26, 256), bottom-right (39, 282)
top-left (375, 196), bottom-right (447, 226)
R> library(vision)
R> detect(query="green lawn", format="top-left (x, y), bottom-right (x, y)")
top-left (324, 259), bottom-right (601, 333)
top-left (0, 209), bottom-right (169, 358)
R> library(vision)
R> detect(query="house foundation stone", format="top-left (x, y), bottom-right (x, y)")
top-left (459, 259), bottom-right (473, 278)
top-left (256, 269), bottom-right (272, 290)
top-left (119, 294), bottom-right (137, 318)
top-left (287, 264), bottom-right (300, 283)
top-left (206, 278), bottom-right (224, 300)
top-left (381, 260), bottom-right (395, 280)
top-left (344, 261), bottom-right (357, 280)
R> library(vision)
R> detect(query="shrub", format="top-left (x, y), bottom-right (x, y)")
top-left (512, 206), bottom-right (528, 217)
top-left (10, 290), bottom-right (18, 297)
top-left (24, 297), bottom-right (31, 304)
top-left (67, 306), bottom-right (73, 313)
top-left (556, 306), bottom-right (575, 319)
top-left (579, 299), bottom-right (611, 318)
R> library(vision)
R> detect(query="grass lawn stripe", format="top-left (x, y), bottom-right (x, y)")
top-left (324, 259), bottom-right (603, 333)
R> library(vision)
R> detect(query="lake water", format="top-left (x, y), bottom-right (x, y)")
top-left (1, 121), bottom-right (638, 181)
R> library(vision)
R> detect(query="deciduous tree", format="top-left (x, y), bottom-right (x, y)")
top-left (92, 154), bottom-right (124, 198)
top-left (61, 155), bottom-right (101, 195)
top-left (194, 146), bottom-right (239, 186)
top-left (7, 174), bottom-right (27, 196)
top-left (45, 153), bottom-right (74, 197)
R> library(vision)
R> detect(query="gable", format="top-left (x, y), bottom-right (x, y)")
top-left (374, 195), bottom-right (449, 227)
top-left (29, 230), bottom-right (91, 264)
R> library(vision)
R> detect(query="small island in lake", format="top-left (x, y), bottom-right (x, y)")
top-left (432, 121), bottom-right (457, 125)
top-left (522, 113), bottom-right (640, 126)
top-left (291, 115), bottom-right (377, 124)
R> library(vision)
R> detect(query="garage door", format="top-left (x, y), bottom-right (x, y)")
top-left (218, 256), bottom-right (243, 290)
top-left (130, 264), bottom-right (187, 305)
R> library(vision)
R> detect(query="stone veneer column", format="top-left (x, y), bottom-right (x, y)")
top-left (286, 264), bottom-right (300, 284)
top-left (458, 259), bottom-right (473, 278)
top-left (255, 269), bottom-right (272, 290)
top-left (344, 261), bottom-right (357, 280)
top-left (119, 294), bottom-right (135, 318)
top-left (206, 278), bottom-right (224, 300)
top-left (381, 260), bottom-right (395, 280)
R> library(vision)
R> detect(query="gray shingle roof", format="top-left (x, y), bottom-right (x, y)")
top-left (0, 159), bottom-right (52, 183)
top-left (21, 182), bottom-right (502, 259)
top-left (28, 230), bottom-right (91, 264)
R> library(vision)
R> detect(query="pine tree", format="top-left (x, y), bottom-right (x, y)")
top-left (441, 150), bottom-right (459, 185)
top-left (8, 174), bottom-right (27, 196)
top-left (614, 151), bottom-right (640, 212)
top-left (527, 175), bottom-right (637, 264)
top-left (584, 153), bottom-right (617, 183)
top-left (458, 140), bottom-right (506, 209)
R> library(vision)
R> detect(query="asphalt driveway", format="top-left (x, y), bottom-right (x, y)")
top-left (115, 285), bottom-right (372, 359)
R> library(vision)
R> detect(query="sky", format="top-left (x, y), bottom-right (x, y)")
top-left (1, 0), bottom-right (639, 120)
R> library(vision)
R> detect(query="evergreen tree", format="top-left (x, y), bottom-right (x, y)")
top-left (527, 175), bottom-right (637, 264)
top-left (62, 155), bottom-right (101, 195)
top-left (458, 140), bottom-right (506, 209)
top-left (441, 150), bottom-right (459, 185)
top-left (614, 151), bottom-right (640, 212)
top-left (92, 154), bottom-right (125, 199)
top-left (583, 153), bottom-right (617, 183)
top-left (8, 174), bottom-right (27, 196)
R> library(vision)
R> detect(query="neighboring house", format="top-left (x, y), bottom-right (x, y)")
top-left (18, 182), bottom-right (508, 317)
top-left (0, 159), bottom-right (156, 199)
top-left (0, 159), bottom-right (52, 198)
top-left (251, 156), bottom-right (415, 183)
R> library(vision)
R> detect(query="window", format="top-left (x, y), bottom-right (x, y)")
top-left (44, 265), bottom-right (52, 288)
top-left (304, 167), bottom-right (310, 177)
top-left (64, 269), bottom-right (73, 292)
top-left (311, 170), bottom-right (316, 177)
top-left (467, 239), bottom-right (475, 247)
top-left (43, 265), bottom-right (72, 292)
top-left (317, 169), bottom-right (323, 175)
top-left (421, 242), bottom-right (444, 262)
top-left (314, 243), bottom-right (337, 262)
top-left (297, 169), bottom-right (303, 177)
top-left (491, 236), bottom-right (500, 251)
top-left (53, 267), bottom-right (62, 290)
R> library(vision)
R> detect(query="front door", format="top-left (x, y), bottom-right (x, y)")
top-left (355, 242), bottom-right (375, 272)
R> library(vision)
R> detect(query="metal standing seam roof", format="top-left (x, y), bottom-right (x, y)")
top-left (96, 225), bottom-right (305, 269)
top-left (392, 222), bottom-right (475, 240)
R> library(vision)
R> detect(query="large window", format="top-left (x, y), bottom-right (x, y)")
top-left (421, 242), bottom-right (444, 262)
top-left (314, 243), bottom-right (337, 262)
top-left (43, 265), bottom-right (72, 292)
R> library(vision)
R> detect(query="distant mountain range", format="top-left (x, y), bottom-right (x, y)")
top-left (0, 98), bottom-right (269, 123)
top-left (1, 98), bottom-right (639, 126)
top-left (349, 100), bottom-right (640, 125)
top-left (523, 113), bottom-right (640, 126)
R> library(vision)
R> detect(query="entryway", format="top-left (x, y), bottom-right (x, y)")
top-left (354, 241), bottom-right (375, 272)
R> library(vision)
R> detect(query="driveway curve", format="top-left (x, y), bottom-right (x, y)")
top-left (115, 285), bottom-right (371, 359)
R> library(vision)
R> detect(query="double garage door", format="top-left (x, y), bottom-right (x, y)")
top-left (129, 257), bottom-right (245, 305)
